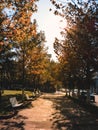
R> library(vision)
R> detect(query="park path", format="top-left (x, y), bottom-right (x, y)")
top-left (0, 93), bottom-right (65, 130)
top-left (0, 92), bottom-right (98, 130)
top-left (18, 94), bottom-right (56, 130)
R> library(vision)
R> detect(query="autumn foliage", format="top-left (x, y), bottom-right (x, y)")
top-left (51, 0), bottom-right (98, 90)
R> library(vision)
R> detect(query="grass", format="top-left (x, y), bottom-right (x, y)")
top-left (0, 90), bottom-right (33, 116)
top-left (2, 90), bottom-right (33, 96)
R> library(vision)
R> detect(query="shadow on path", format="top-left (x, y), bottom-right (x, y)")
top-left (0, 101), bottom-right (33, 130)
top-left (0, 114), bottom-right (27, 130)
top-left (42, 93), bottom-right (98, 130)
top-left (0, 93), bottom-right (98, 130)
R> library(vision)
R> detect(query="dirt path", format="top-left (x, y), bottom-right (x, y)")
top-left (18, 96), bottom-right (55, 130)
top-left (0, 92), bottom-right (98, 130)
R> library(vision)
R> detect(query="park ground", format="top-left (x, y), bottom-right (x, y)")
top-left (0, 92), bottom-right (98, 130)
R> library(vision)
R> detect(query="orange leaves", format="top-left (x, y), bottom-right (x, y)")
top-left (12, 18), bottom-right (37, 42)
top-left (0, 0), bottom-right (38, 43)
top-left (27, 46), bottom-right (49, 77)
top-left (2, 18), bottom-right (10, 26)
top-left (18, 11), bottom-right (30, 26)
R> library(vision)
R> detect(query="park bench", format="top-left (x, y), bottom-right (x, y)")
top-left (9, 97), bottom-right (23, 108)
top-left (25, 94), bottom-right (35, 101)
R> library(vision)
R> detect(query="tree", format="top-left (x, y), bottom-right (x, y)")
top-left (0, 0), bottom-right (39, 98)
top-left (51, 0), bottom-right (98, 92)
top-left (24, 30), bottom-right (48, 90)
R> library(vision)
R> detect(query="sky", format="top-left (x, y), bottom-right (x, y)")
top-left (32, 0), bottom-right (66, 61)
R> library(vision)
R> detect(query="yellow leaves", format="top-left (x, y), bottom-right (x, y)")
top-left (27, 46), bottom-right (49, 77)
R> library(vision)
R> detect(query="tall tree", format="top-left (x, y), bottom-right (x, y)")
top-left (22, 30), bottom-right (47, 90)
top-left (0, 0), bottom-right (39, 97)
top-left (51, 0), bottom-right (98, 91)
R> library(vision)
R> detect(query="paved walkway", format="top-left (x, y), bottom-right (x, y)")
top-left (0, 93), bottom-right (98, 130)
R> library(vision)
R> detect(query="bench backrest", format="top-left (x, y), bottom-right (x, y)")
top-left (25, 94), bottom-right (29, 99)
top-left (9, 97), bottom-right (18, 107)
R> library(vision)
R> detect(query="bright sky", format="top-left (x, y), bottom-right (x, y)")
top-left (32, 0), bottom-right (66, 61)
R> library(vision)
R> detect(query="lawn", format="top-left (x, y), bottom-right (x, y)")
top-left (2, 90), bottom-right (33, 96)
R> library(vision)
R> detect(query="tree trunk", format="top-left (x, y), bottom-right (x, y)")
top-left (0, 90), bottom-right (1, 101)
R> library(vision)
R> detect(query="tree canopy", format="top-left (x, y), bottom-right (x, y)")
top-left (51, 0), bottom-right (98, 90)
top-left (0, 0), bottom-right (60, 93)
